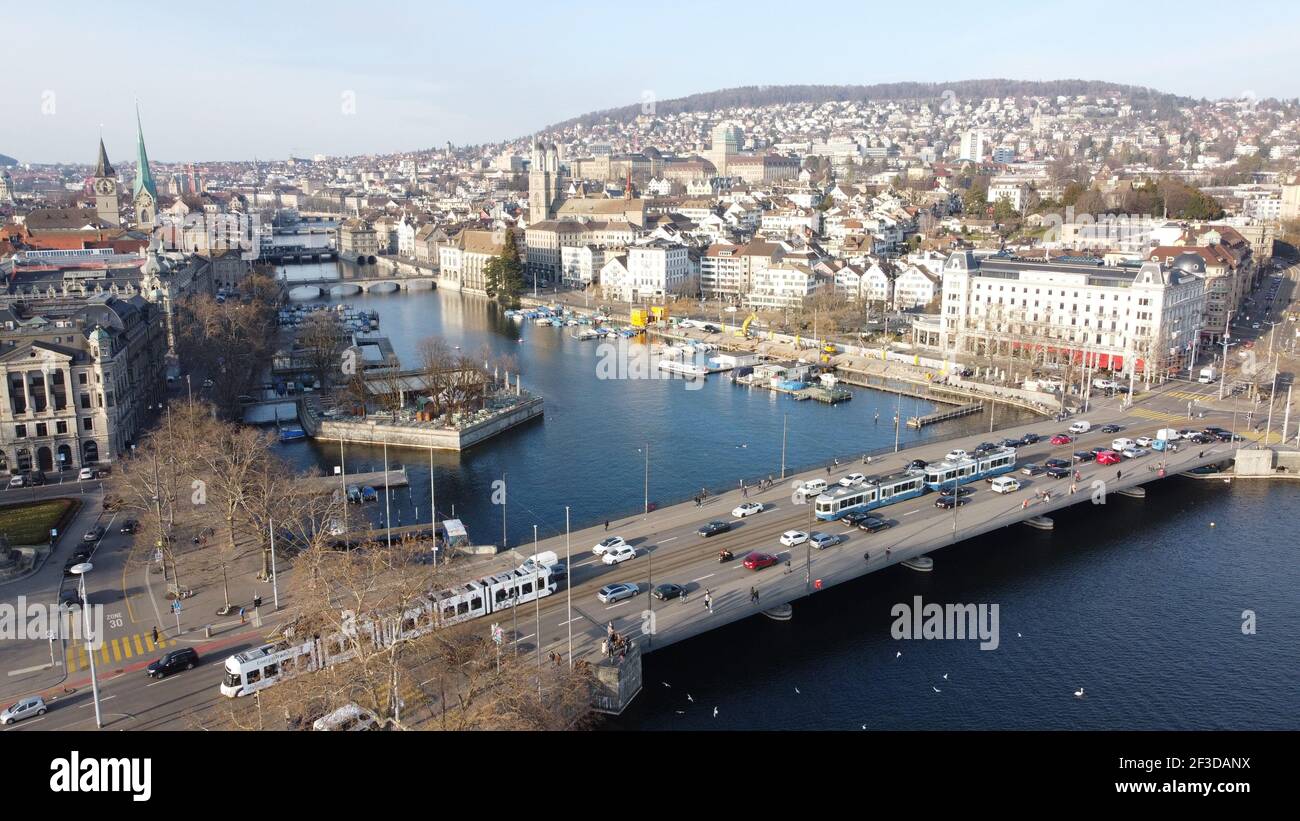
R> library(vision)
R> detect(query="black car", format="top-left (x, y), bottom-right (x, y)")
top-left (935, 495), bottom-right (970, 509)
top-left (120, 519), bottom-right (138, 534)
top-left (973, 442), bottom-right (997, 454)
top-left (939, 486), bottom-right (975, 498)
top-left (906, 459), bottom-right (928, 470)
top-left (1073, 450), bottom-right (1096, 462)
top-left (1100, 424), bottom-right (1122, 434)
top-left (1045, 466), bottom-right (1071, 479)
top-left (696, 521), bottom-right (732, 537)
top-left (146, 647), bottom-right (200, 678)
top-left (999, 438), bottom-right (1021, 449)
top-left (63, 551), bottom-right (91, 576)
top-left (1045, 458), bottom-right (1071, 469)
top-left (1213, 431), bottom-right (1240, 442)
top-left (1019, 433), bottom-right (1041, 445)
top-left (1188, 433), bottom-right (1213, 444)
top-left (58, 587), bottom-right (82, 607)
top-left (841, 511), bottom-right (870, 526)
top-left (1019, 463), bottom-right (1045, 476)
top-left (858, 516), bottom-right (892, 533)
top-left (652, 583), bottom-right (685, 601)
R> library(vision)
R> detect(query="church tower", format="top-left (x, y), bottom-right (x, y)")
top-left (91, 138), bottom-right (120, 226)
top-left (132, 108), bottom-right (159, 230)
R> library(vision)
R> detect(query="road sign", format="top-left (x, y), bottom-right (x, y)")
top-left (50, 528), bottom-right (58, 538)
top-left (490, 623), bottom-right (504, 645)
top-left (172, 600), bottom-right (182, 613)
top-left (154, 549), bottom-right (163, 563)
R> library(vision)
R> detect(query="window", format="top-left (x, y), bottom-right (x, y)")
top-left (78, 373), bottom-right (87, 385)
top-left (14, 424), bottom-right (26, 438)
top-left (56, 421), bottom-right (67, 434)
top-left (36, 423), bottom-right (46, 437)
top-left (246, 669), bottom-right (261, 684)
top-left (83, 418), bottom-right (93, 431)
top-left (80, 394), bottom-right (90, 410)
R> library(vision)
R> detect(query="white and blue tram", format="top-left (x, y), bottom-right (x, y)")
top-left (814, 471), bottom-right (928, 520)
top-left (921, 448), bottom-right (1017, 491)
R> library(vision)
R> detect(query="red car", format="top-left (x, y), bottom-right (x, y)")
top-left (1095, 450), bottom-right (1122, 466)
top-left (1049, 434), bottom-right (1073, 445)
top-left (743, 552), bottom-right (779, 570)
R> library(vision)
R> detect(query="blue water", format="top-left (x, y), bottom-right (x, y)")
top-left (272, 267), bottom-right (1298, 730)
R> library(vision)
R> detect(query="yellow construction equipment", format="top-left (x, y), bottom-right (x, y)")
top-left (737, 312), bottom-right (758, 338)
top-left (631, 306), bottom-right (668, 329)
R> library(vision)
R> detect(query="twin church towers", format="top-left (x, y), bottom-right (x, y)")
top-left (90, 109), bottom-right (159, 230)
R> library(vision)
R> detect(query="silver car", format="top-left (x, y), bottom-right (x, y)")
top-left (0, 696), bottom-right (47, 725)
top-left (809, 532), bottom-right (842, 550)
top-left (597, 583), bottom-right (638, 604)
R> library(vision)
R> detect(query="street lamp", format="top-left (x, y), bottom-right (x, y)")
top-left (70, 562), bottom-right (102, 729)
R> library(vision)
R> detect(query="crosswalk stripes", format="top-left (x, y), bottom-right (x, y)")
top-left (1130, 407), bottom-right (1188, 423)
top-left (65, 631), bottom-right (172, 672)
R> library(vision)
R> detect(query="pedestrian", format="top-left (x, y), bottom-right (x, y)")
top-left (784, 560), bottom-right (792, 574)
top-left (253, 593), bottom-right (262, 609)
top-left (1070, 483), bottom-right (1077, 495)
top-left (607, 621), bottom-right (615, 640)
top-left (826, 465), bottom-right (831, 476)
top-left (1021, 498), bottom-right (1029, 510)
top-left (1116, 469), bottom-right (1122, 481)
top-left (601, 639), bottom-right (609, 658)
top-left (750, 587), bottom-right (759, 605)
top-left (1198, 450), bottom-right (1204, 459)
top-left (151, 626), bottom-right (159, 645)
top-left (886, 547), bottom-right (892, 556)
top-left (742, 486), bottom-right (748, 498)
top-left (604, 519), bottom-right (609, 531)
top-left (239, 607), bottom-right (246, 625)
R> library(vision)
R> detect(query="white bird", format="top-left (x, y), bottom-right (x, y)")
top-left (932, 686), bottom-right (941, 693)
top-left (686, 694), bottom-right (694, 703)
top-left (712, 707), bottom-right (719, 718)
top-left (861, 724), bottom-right (867, 730)
top-left (1074, 687), bottom-right (1085, 698)
top-left (675, 710), bottom-right (685, 714)
top-left (661, 681), bottom-right (671, 688)
top-left (795, 686), bottom-right (801, 694)
top-left (895, 651), bottom-right (902, 658)
top-left (1016, 632), bottom-right (1022, 638)
top-left (942, 673), bottom-right (948, 680)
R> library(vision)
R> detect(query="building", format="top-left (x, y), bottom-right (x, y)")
top-left (132, 111), bottom-right (159, 231)
top-left (707, 122), bottom-right (743, 176)
top-left (598, 241), bottom-right (690, 302)
top-left (891, 264), bottom-right (942, 310)
top-left (91, 139), bottom-right (120, 227)
top-left (438, 229), bottom-right (517, 294)
top-left (0, 293), bottom-right (168, 473)
top-left (938, 251), bottom-right (1205, 378)
top-left (744, 261), bottom-right (821, 310)
top-left (338, 219), bottom-right (379, 262)
top-left (987, 181), bottom-right (1029, 214)
top-left (560, 245), bottom-right (605, 287)
top-left (959, 130), bottom-right (985, 163)
top-left (529, 141), bottom-right (563, 222)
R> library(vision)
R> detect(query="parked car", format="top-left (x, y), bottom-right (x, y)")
top-left (592, 536), bottom-right (627, 556)
top-left (999, 438), bottom-right (1021, 449)
top-left (743, 552), bottom-right (779, 570)
top-left (58, 587), bottom-right (81, 607)
top-left (732, 502), bottom-right (764, 518)
top-left (82, 526), bottom-right (104, 543)
top-left (839, 473), bottom-right (867, 487)
top-left (7, 474), bottom-right (26, 489)
top-left (652, 583), bottom-right (685, 601)
top-left (696, 521), bottom-right (732, 537)
top-left (602, 545), bottom-right (637, 565)
top-left (1073, 450), bottom-right (1096, 462)
top-left (1050, 434), bottom-right (1073, 445)
top-left (120, 519), bottom-right (138, 534)
top-left (0, 696), bottom-right (47, 725)
top-left (780, 530), bottom-right (808, 547)
top-left (809, 532), bottom-right (842, 550)
top-left (78, 467), bottom-right (95, 481)
top-left (596, 583), bottom-right (639, 604)
top-left (972, 442), bottom-right (998, 454)
top-left (312, 703), bottom-right (377, 732)
top-left (146, 647), bottom-right (200, 679)
top-left (858, 516), bottom-right (893, 533)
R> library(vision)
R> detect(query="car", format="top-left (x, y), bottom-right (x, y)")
top-left (1095, 450), bottom-right (1122, 466)
top-left (1068, 421), bottom-right (1091, 434)
top-left (990, 476), bottom-right (1021, 494)
top-left (82, 526), bottom-right (104, 543)
top-left (1045, 466), bottom-right (1071, 479)
top-left (202, 378), bottom-right (215, 388)
top-left (1121, 447), bottom-right (1148, 459)
top-left (999, 438), bottom-right (1021, 449)
top-left (696, 521), bottom-right (732, 537)
top-left (945, 449), bottom-right (969, 463)
top-left (795, 479), bottom-right (828, 498)
top-left (597, 583), bottom-right (639, 604)
top-left (732, 502), bottom-right (764, 518)
top-left (29, 471), bottom-right (46, 486)
top-left (592, 536), bottom-right (627, 556)
top-left (58, 587), bottom-right (82, 607)
top-left (1050, 434), bottom-right (1073, 445)
top-left (809, 532), bottom-right (842, 550)
top-left (120, 519), bottom-right (138, 534)
top-left (1073, 450), bottom-right (1096, 462)
top-left (78, 467), bottom-right (95, 481)
top-left (1100, 424), bottom-right (1122, 434)
top-left (972, 442), bottom-right (998, 454)
top-left (906, 459), bottom-right (928, 471)
top-left (939, 486), bottom-right (975, 499)
top-left (652, 583), bottom-right (685, 601)
top-left (743, 552), bottom-right (779, 570)
top-left (935, 495), bottom-right (970, 509)
top-left (858, 516), bottom-right (892, 533)
top-left (1213, 430), bottom-right (1240, 442)
top-left (63, 550), bottom-right (91, 576)
top-left (312, 703), bottom-right (378, 731)
top-left (839, 473), bottom-right (867, 487)
top-left (0, 696), bottom-right (47, 725)
top-left (1187, 433), bottom-right (1213, 444)
top-left (146, 647), bottom-right (199, 678)
top-left (1020, 463), bottom-right (1045, 476)
top-left (1045, 458), bottom-right (1071, 469)
top-left (1135, 436), bottom-right (1154, 447)
top-left (7, 474), bottom-right (26, 489)
top-left (602, 545), bottom-right (637, 565)
top-left (1111, 438), bottom-right (1135, 452)
top-left (1019, 433), bottom-right (1041, 445)
top-left (841, 511), bottom-right (870, 526)
top-left (780, 530), bottom-right (808, 547)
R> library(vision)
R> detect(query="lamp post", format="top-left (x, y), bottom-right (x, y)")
top-left (565, 506), bottom-right (573, 670)
top-left (70, 562), bottom-right (102, 729)
top-left (642, 444), bottom-right (649, 516)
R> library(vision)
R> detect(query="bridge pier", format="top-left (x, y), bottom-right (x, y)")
top-left (1024, 515), bottom-right (1054, 530)
top-left (1116, 487), bottom-right (1146, 499)
top-left (762, 603), bottom-right (793, 621)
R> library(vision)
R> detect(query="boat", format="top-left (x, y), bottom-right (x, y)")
top-left (346, 485), bottom-right (362, 504)
top-left (901, 556), bottom-right (934, 572)
top-left (574, 328), bottom-right (601, 340)
top-left (360, 486), bottom-right (379, 502)
top-left (658, 360), bottom-right (708, 377)
top-left (278, 426), bottom-right (307, 443)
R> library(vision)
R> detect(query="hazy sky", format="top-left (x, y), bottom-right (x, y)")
top-left (2, 0), bottom-right (1296, 164)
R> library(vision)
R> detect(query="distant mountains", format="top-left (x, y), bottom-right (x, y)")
top-left (0, 153), bottom-right (16, 167)
top-left (543, 79), bottom-right (1194, 132)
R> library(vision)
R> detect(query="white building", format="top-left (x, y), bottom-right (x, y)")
top-left (560, 245), bottom-right (605, 287)
top-left (959, 130), bottom-right (986, 162)
top-left (745, 262), bottom-right (821, 310)
top-left (599, 241), bottom-right (690, 302)
top-left (891, 264), bottom-right (941, 310)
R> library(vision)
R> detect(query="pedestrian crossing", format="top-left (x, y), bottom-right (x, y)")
top-left (1129, 407), bottom-right (1190, 423)
top-left (65, 632), bottom-right (174, 672)
top-left (1167, 390), bottom-right (1216, 402)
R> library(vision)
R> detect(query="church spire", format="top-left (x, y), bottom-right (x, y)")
top-left (95, 138), bottom-right (115, 177)
top-left (132, 105), bottom-right (157, 202)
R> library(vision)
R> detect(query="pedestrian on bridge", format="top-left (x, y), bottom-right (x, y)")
top-left (1116, 469), bottom-right (1122, 481)
top-left (151, 626), bottom-right (159, 645)
top-left (703, 590), bottom-right (713, 613)
top-left (750, 587), bottom-right (760, 606)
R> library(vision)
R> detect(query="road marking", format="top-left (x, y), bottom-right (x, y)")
top-left (513, 633), bottom-right (535, 643)
top-left (6, 663), bottom-right (56, 677)
top-left (690, 573), bottom-right (715, 583)
top-left (657, 537), bottom-right (677, 544)
top-left (604, 601), bottom-right (631, 610)
top-left (1, 717), bottom-right (45, 729)
top-left (556, 617), bottom-right (581, 627)
top-left (902, 509), bottom-right (920, 516)
top-left (79, 695), bottom-right (115, 708)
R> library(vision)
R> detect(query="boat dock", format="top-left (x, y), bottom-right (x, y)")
top-left (301, 467), bottom-right (410, 494)
top-left (794, 386), bottom-right (853, 404)
top-left (907, 402), bottom-right (983, 428)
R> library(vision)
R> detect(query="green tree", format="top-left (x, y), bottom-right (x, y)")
top-left (484, 230), bottom-right (525, 308)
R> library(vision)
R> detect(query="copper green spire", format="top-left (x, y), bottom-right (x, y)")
top-left (132, 105), bottom-right (157, 201)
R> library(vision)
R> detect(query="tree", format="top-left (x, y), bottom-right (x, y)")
top-left (297, 313), bottom-right (344, 388)
top-left (483, 231), bottom-right (525, 308)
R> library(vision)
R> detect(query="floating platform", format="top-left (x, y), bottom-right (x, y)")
top-left (908, 402), bottom-right (982, 428)
top-left (901, 556), bottom-right (934, 572)
top-left (794, 386), bottom-right (853, 404)
top-left (1117, 487), bottom-right (1146, 499)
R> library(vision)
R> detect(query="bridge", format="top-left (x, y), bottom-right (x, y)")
top-left (283, 274), bottom-right (438, 299)
top-left (437, 382), bottom-right (1260, 714)
top-left (263, 244), bottom-right (339, 264)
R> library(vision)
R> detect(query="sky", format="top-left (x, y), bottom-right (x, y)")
top-left (1, 0), bottom-right (1297, 165)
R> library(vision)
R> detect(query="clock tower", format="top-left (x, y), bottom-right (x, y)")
top-left (132, 107), bottom-right (159, 231)
top-left (91, 138), bottom-right (120, 226)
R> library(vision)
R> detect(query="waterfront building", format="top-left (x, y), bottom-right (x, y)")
top-left (338, 218), bottom-right (379, 261)
top-left (438, 229), bottom-right (517, 294)
top-left (598, 240), bottom-right (690, 302)
top-left (744, 261), bottom-right (822, 310)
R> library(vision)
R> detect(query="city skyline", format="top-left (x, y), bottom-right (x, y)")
top-left (2, 0), bottom-right (1298, 164)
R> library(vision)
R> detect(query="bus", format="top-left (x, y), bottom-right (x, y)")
top-left (219, 552), bottom-right (561, 698)
top-left (921, 448), bottom-right (1017, 491)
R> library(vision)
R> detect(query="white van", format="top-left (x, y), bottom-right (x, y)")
top-left (1092, 378), bottom-right (1117, 390)
top-left (990, 476), bottom-right (1021, 494)
top-left (1155, 428), bottom-right (1180, 441)
top-left (1111, 438), bottom-right (1135, 452)
top-left (1068, 420), bottom-right (1092, 434)
top-left (312, 703), bottom-right (377, 731)
top-left (796, 479), bottom-right (828, 499)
